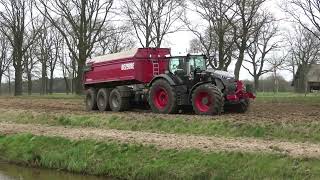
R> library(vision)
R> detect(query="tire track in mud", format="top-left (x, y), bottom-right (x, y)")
top-left (1, 122), bottom-right (320, 158)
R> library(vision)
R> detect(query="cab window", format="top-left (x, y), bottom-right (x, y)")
top-left (189, 56), bottom-right (206, 72)
top-left (169, 58), bottom-right (185, 73)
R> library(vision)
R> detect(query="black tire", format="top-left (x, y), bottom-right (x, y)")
top-left (235, 99), bottom-right (250, 113)
top-left (85, 88), bottom-right (98, 111)
top-left (148, 79), bottom-right (178, 114)
top-left (192, 84), bottom-right (223, 115)
top-left (97, 88), bottom-right (110, 112)
top-left (109, 88), bottom-right (129, 112)
top-left (224, 99), bottom-right (250, 113)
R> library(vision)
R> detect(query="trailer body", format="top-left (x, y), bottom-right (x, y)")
top-left (84, 48), bottom-right (170, 86)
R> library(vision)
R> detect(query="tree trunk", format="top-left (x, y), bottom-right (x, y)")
top-left (63, 76), bottom-right (70, 95)
top-left (75, 60), bottom-right (84, 95)
top-left (304, 69), bottom-right (308, 96)
top-left (49, 71), bottom-right (54, 94)
top-left (0, 74), bottom-right (2, 96)
top-left (234, 40), bottom-right (246, 80)
top-left (254, 76), bottom-right (259, 92)
top-left (41, 61), bottom-right (47, 95)
top-left (14, 63), bottom-right (23, 96)
top-left (7, 68), bottom-right (11, 95)
top-left (27, 72), bottom-right (32, 95)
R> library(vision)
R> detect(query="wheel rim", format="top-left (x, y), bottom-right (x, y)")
top-left (153, 87), bottom-right (169, 110)
top-left (111, 94), bottom-right (119, 108)
top-left (195, 92), bottom-right (212, 112)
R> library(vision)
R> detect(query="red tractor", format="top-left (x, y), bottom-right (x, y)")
top-left (83, 48), bottom-right (255, 115)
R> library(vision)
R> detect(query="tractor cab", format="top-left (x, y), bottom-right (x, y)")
top-left (169, 54), bottom-right (206, 76)
top-left (168, 54), bottom-right (209, 86)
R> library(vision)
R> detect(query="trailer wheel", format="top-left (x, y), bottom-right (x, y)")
top-left (85, 88), bottom-right (98, 111)
top-left (97, 88), bottom-right (110, 112)
top-left (192, 84), bottom-right (223, 115)
top-left (109, 88), bottom-right (129, 112)
top-left (149, 79), bottom-right (178, 114)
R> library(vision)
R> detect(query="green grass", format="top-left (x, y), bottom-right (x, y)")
top-left (255, 92), bottom-right (320, 104)
top-left (1, 110), bottom-right (320, 143)
top-left (1, 134), bottom-right (320, 179)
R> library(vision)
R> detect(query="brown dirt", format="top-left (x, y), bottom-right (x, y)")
top-left (1, 122), bottom-right (320, 158)
top-left (0, 97), bottom-right (319, 122)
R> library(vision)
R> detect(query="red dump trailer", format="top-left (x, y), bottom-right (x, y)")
top-left (84, 48), bottom-right (170, 86)
top-left (84, 48), bottom-right (255, 115)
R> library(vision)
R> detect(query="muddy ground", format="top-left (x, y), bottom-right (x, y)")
top-left (0, 97), bottom-right (320, 157)
top-left (0, 97), bottom-right (318, 122)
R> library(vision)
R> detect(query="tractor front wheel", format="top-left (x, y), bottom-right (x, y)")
top-left (149, 79), bottom-right (178, 114)
top-left (192, 84), bottom-right (223, 115)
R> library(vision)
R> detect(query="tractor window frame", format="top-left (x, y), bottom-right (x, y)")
top-left (169, 57), bottom-right (185, 74)
top-left (189, 56), bottom-right (206, 72)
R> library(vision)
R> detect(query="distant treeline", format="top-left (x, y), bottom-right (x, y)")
top-left (0, 75), bottom-right (294, 95)
top-left (0, 78), bottom-right (74, 95)
top-left (243, 75), bottom-right (293, 93)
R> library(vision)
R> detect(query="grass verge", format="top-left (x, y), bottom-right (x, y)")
top-left (1, 110), bottom-right (320, 143)
top-left (1, 134), bottom-right (320, 179)
top-left (256, 92), bottom-right (320, 104)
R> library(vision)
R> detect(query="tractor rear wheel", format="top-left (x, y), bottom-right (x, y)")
top-left (85, 88), bottom-right (98, 111)
top-left (97, 88), bottom-right (110, 112)
top-left (192, 84), bottom-right (223, 115)
top-left (109, 88), bottom-right (129, 112)
top-left (149, 79), bottom-right (178, 114)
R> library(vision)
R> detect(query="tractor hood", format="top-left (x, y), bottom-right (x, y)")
top-left (206, 69), bottom-right (235, 80)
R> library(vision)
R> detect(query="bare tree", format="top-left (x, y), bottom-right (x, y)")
top-left (95, 24), bottom-right (136, 55)
top-left (232, 0), bottom-right (267, 80)
top-left (267, 54), bottom-right (287, 94)
top-left (0, 34), bottom-right (11, 95)
top-left (123, 0), bottom-right (184, 48)
top-left (243, 17), bottom-right (279, 90)
top-left (288, 26), bottom-right (320, 93)
top-left (186, 0), bottom-right (237, 70)
top-left (0, 0), bottom-right (42, 96)
top-left (35, 20), bottom-right (50, 95)
top-left (285, 0), bottom-right (320, 41)
top-left (47, 30), bottom-right (63, 94)
top-left (281, 54), bottom-right (296, 80)
top-left (37, 0), bottom-right (114, 94)
top-left (23, 44), bottom-right (38, 95)
top-left (59, 43), bottom-right (72, 95)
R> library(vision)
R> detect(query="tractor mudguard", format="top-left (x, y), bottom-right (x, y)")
top-left (149, 74), bottom-right (182, 86)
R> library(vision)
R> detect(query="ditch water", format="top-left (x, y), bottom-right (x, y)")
top-left (0, 162), bottom-right (109, 180)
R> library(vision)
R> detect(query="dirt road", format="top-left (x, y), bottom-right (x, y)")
top-left (1, 122), bottom-right (320, 158)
